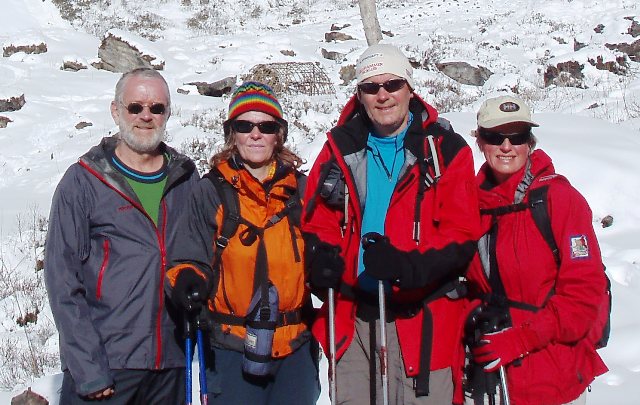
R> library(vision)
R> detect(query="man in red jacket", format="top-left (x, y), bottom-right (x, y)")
top-left (302, 43), bottom-right (481, 404)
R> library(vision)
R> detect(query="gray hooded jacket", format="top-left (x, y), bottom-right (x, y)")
top-left (45, 136), bottom-right (198, 395)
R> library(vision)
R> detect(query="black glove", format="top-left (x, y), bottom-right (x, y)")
top-left (172, 269), bottom-right (208, 314)
top-left (307, 241), bottom-right (345, 290)
top-left (362, 232), bottom-right (413, 286)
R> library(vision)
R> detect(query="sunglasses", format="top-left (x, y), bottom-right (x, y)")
top-left (231, 120), bottom-right (281, 135)
top-left (357, 79), bottom-right (407, 95)
top-left (478, 129), bottom-right (532, 146)
top-left (123, 102), bottom-right (167, 115)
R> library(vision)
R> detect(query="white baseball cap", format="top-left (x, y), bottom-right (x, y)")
top-left (477, 95), bottom-right (539, 129)
top-left (355, 44), bottom-right (415, 89)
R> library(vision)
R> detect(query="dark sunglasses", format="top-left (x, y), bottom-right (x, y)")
top-left (123, 102), bottom-right (167, 115)
top-left (231, 120), bottom-right (281, 135)
top-left (357, 79), bottom-right (407, 95)
top-left (478, 129), bottom-right (532, 146)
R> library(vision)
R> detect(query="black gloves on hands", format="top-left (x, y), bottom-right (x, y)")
top-left (172, 269), bottom-right (208, 314)
top-left (307, 241), bottom-right (345, 290)
top-left (362, 232), bottom-right (413, 287)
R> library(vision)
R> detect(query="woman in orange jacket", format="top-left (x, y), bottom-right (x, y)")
top-left (166, 82), bottom-right (320, 404)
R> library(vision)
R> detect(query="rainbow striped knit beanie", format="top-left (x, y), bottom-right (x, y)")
top-left (224, 81), bottom-right (288, 140)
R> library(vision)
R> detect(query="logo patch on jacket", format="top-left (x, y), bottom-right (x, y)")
top-left (570, 235), bottom-right (590, 259)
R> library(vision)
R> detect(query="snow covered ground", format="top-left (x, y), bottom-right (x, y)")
top-left (1, 0), bottom-right (639, 403)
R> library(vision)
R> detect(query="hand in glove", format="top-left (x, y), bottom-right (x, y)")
top-left (172, 269), bottom-right (208, 314)
top-left (471, 324), bottom-right (542, 372)
top-left (362, 233), bottom-right (412, 287)
top-left (307, 241), bottom-right (345, 290)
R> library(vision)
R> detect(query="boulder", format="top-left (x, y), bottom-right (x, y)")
top-left (186, 76), bottom-right (236, 97)
top-left (321, 48), bottom-right (346, 62)
top-left (330, 23), bottom-right (351, 31)
top-left (588, 55), bottom-right (628, 75)
top-left (627, 17), bottom-right (639, 37)
top-left (61, 60), bottom-right (88, 72)
top-left (75, 121), bottom-right (93, 130)
top-left (0, 116), bottom-right (12, 128)
top-left (324, 32), bottom-right (355, 42)
top-left (606, 39), bottom-right (640, 62)
top-left (11, 388), bottom-right (48, 405)
top-left (544, 61), bottom-right (585, 88)
top-left (436, 61), bottom-right (493, 86)
top-left (92, 30), bottom-right (164, 73)
top-left (3, 42), bottom-right (47, 57)
top-left (0, 94), bottom-right (26, 112)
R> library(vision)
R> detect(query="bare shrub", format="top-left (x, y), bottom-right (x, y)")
top-left (419, 77), bottom-right (479, 113)
top-left (0, 207), bottom-right (58, 389)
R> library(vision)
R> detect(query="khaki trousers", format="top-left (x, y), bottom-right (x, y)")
top-left (336, 315), bottom-right (453, 405)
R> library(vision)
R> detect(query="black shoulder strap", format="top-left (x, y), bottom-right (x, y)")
top-left (479, 186), bottom-right (560, 267)
top-left (205, 172), bottom-right (241, 259)
top-left (528, 186), bottom-right (561, 266)
top-left (413, 133), bottom-right (442, 242)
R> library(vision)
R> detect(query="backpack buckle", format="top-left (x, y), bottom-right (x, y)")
top-left (216, 236), bottom-right (230, 249)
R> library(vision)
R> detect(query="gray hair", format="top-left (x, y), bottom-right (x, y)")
top-left (114, 68), bottom-right (170, 107)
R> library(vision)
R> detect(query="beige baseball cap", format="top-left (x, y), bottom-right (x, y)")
top-left (355, 44), bottom-right (415, 89)
top-left (477, 95), bottom-right (539, 129)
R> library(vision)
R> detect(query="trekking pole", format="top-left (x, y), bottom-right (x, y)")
top-left (499, 366), bottom-right (510, 405)
top-left (361, 232), bottom-right (390, 405)
top-left (377, 280), bottom-right (389, 405)
top-left (185, 316), bottom-right (194, 405)
top-left (328, 287), bottom-right (337, 405)
top-left (197, 322), bottom-right (209, 405)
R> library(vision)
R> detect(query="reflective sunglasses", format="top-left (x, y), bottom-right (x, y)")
top-left (357, 79), bottom-right (407, 95)
top-left (231, 120), bottom-right (281, 135)
top-left (478, 129), bottom-right (532, 146)
top-left (123, 102), bottom-right (167, 115)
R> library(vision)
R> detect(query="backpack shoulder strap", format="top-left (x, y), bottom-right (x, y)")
top-left (528, 186), bottom-right (561, 266)
top-left (204, 171), bottom-right (241, 256)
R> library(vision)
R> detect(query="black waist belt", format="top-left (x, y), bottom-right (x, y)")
top-left (209, 309), bottom-right (303, 327)
top-left (479, 292), bottom-right (541, 312)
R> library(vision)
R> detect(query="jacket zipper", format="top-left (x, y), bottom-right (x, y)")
top-left (80, 159), bottom-right (178, 370)
top-left (96, 239), bottom-right (110, 300)
top-left (154, 200), bottom-right (168, 369)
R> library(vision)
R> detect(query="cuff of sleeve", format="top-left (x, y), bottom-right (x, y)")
top-left (76, 374), bottom-right (114, 397)
top-left (166, 264), bottom-right (207, 287)
top-left (519, 322), bottom-right (550, 353)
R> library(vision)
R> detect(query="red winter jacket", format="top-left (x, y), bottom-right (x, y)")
top-left (460, 150), bottom-right (608, 405)
top-left (302, 94), bottom-right (481, 381)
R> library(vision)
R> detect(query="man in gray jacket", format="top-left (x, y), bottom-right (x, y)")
top-left (45, 67), bottom-right (198, 404)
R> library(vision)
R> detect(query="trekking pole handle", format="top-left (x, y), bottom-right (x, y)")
top-left (361, 232), bottom-right (387, 250)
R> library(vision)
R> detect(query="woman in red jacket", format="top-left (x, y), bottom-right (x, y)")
top-left (461, 96), bottom-right (608, 405)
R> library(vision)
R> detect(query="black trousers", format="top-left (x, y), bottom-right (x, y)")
top-left (60, 368), bottom-right (185, 405)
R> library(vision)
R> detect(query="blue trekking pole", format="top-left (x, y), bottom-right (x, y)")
top-left (197, 319), bottom-right (209, 405)
top-left (185, 317), bottom-right (194, 405)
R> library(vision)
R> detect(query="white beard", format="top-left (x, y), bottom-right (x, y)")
top-left (118, 121), bottom-right (166, 153)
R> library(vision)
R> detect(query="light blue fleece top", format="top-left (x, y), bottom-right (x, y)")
top-left (357, 113), bottom-right (413, 291)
